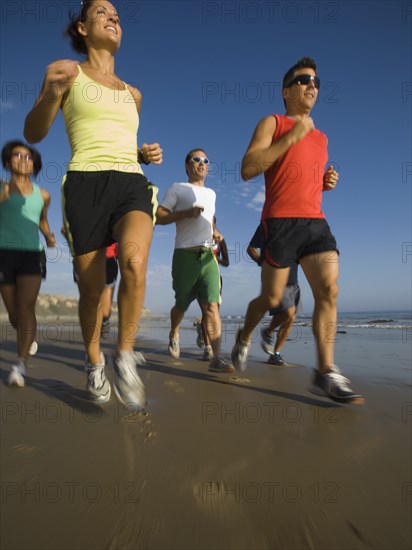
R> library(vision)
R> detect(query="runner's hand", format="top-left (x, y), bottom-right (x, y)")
top-left (141, 143), bottom-right (163, 165)
top-left (323, 165), bottom-right (339, 189)
top-left (46, 232), bottom-right (57, 248)
top-left (188, 207), bottom-right (203, 218)
top-left (43, 60), bottom-right (79, 101)
top-left (291, 117), bottom-right (315, 143)
top-left (0, 182), bottom-right (10, 203)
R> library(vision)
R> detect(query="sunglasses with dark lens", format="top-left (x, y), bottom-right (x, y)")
top-left (287, 74), bottom-right (320, 90)
top-left (12, 152), bottom-right (33, 161)
top-left (190, 156), bottom-right (209, 165)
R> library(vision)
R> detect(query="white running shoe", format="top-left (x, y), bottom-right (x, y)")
top-left (260, 328), bottom-right (274, 355)
top-left (28, 341), bottom-right (38, 356)
top-left (309, 366), bottom-right (365, 404)
top-left (112, 351), bottom-right (146, 412)
top-left (208, 357), bottom-right (235, 373)
top-left (85, 352), bottom-right (111, 403)
top-left (168, 337), bottom-right (180, 360)
top-left (231, 328), bottom-right (250, 373)
top-left (8, 360), bottom-right (26, 388)
top-left (202, 345), bottom-right (213, 361)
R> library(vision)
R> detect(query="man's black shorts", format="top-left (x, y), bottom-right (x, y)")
top-left (0, 249), bottom-right (47, 284)
top-left (62, 171), bottom-right (158, 256)
top-left (261, 218), bottom-right (339, 268)
top-left (105, 257), bottom-right (118, 287)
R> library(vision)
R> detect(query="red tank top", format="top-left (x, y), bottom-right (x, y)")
top-left (262, 115), bottom-right (328, 219)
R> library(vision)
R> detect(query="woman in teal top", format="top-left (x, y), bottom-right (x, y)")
top-left (0, 140), bottom-right (56, 387)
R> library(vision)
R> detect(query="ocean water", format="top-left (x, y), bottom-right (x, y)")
top-left (296, 310), bottom-right (412, 330)
top-left (134, 310), bottom-right (412, 380)
top-left (138, 309), bottom-right (411, 351)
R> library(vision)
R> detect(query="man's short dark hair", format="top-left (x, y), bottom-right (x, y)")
top-left (282, 57), bottom-right (317, 89)
top-left (2, 140), bottom-right (42, 176)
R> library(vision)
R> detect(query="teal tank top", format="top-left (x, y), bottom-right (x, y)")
top-left (0, 182), bottom-right (44, 250)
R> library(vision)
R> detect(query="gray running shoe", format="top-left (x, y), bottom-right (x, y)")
top-left (260, 328), bottom-right (274, 355)
top-left (168, 337), bottom-right (180, 359)
top-left (8, 360), bottom-right (26, 388)
top-left (202, 345), bottom-right (213, 361)
top-left (86, 352), bottom-right (111, 403)
top-left (101, 320), bottom-right (110, 339)
top-left (208, 357), bottom-right (235, 373)
top-left (112, 351), bottom-right (146, 412)
top-left (309, 366), bottom-right (365, 404)
top-left (230, 328), bottom-right (250, 373)
top-left (196, 324), bottom-right (205, 348)
top-left (268, 352), bottom-right (287, 366)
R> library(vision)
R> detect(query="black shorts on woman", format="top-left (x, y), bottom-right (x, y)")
top-left (63, 170), bottom-right (158, 256)
top-left (261, 218), bottom-right (339, 268)
top-left (0, 249), bottom-right (47, 283)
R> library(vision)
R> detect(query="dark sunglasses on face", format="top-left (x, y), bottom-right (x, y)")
top-left (190, 156), bottom-right (209, 165)
top-left (287, 74), bottom-right (320, 90)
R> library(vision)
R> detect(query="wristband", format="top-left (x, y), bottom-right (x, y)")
top-left (138, 148), bottom-right (150, 165)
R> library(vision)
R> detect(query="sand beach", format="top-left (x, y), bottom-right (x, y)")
top-left (1, 313), bottom-right (411, 550)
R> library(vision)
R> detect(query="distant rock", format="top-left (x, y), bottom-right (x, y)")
top-left (36, 295), bottom-right (78, 317)
top-left (33, 294), bottom-right (150, 318)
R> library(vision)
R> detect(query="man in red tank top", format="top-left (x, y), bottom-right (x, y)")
top-left (231, 57), bottom-right (364, 404)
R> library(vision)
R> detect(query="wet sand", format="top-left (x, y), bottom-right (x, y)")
top-left (1, 318), bottom-right (411, 550)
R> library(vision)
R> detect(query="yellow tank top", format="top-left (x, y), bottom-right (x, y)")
top-left (62, 65), bottom-right (143, 174)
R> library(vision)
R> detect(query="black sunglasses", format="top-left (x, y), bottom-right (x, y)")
top-left (286, 74), bottom-right (320, 90)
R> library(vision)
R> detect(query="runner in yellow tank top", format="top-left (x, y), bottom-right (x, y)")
top-left (24, 0), bottom-right (163, 411)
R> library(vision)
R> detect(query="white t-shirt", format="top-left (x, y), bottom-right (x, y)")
top-left (160, 182), bottom-right (216, 249)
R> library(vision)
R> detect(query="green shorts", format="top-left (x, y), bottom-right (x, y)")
top-left (172, 248), bottom-right (221, 311)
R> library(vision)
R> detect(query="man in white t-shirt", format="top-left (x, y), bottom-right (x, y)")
top-left (156, 148), bottom-right (234, 373)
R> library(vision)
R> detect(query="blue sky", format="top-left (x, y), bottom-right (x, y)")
top-left (1, 0), bottom-right (411, 315)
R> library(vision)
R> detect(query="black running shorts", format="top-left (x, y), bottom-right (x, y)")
top-left (262, 218), bottom-right (339, 268)
top-left (62, 171), bottom-right (158, 256)
top-left (0, 249), bottom-right (47, 283)
top-left (105, 257), bottom-right (118, 287)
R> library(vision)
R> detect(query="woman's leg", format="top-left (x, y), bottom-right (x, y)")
top-left (101, 285), bottom-right (115, 321)
top-left (0, 284), bottom-right (18, 330)
top-left (14, 275), bottom-right (42, 359)
top-left (74, 250), bottom-right (106, 364)
top-left (113, 211), bottom-right (153, 353)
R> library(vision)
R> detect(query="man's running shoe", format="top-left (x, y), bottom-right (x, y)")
top-left (8, 360), bottom-right (26, 388)
top-left (260, 328), bottom-right (274, 355)
top-left (86, 351), bottom-right (111, 403)
top-left (208, 357), bottom-right (235, 373)
top-left (196, 324), bottom-right (205, 348)
top-left (231, 328), bottom-right (250, 373)
top-left (168, 337), bottom-right (180, 359)
top-left (28, 341), bottom-right (38, 356)
top-left (112, 351), bottom-right (146, 412)
top-left (202, 345), bottom-right (213, 361)
top-left (132, 351), bottom-right (147, 365)
top-left (101, 320), bottom-right (110, 339)
top-left (268, 352), bottom-right (287, 366)
top-left (309, 366), bottom-right (365, 404)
